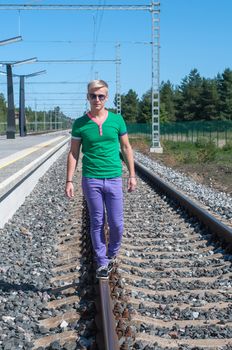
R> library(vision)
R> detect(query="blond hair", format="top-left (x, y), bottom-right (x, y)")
top-left (87, 79), bottom-right (108, 93)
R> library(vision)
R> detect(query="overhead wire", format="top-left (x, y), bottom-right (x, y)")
top-left (90, 8), bottom-right (98, 78)
top-left (90, 0), bottom-right (106, 79)
top-left (96, 0), bottom-right (106, 41)
top-left (24, 40), bottom-right (151, 45)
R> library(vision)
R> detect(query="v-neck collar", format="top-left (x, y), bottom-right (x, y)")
top-left (87, 110), bottom-right (109, 136)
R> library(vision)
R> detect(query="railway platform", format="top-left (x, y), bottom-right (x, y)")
top-left (0, 131), bottom-right (70, 228)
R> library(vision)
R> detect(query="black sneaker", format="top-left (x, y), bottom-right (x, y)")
top-left (108, 256), bottom-right (117, 272)
top-left (96, 265), bottom-right (109, 279)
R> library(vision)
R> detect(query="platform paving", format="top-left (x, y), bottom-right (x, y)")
top-left (0, 131), bottom-right (70, 196)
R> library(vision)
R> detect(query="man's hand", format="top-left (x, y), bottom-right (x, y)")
top-left (127, 177), bottom-right (137, 192)
top-left (65, 182), bottom-right (74, 198)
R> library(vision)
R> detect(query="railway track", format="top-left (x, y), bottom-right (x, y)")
top-left (32, 199), bottom-right (97, 350)
top-left (1, 152), bottom-right (232, 350)
top-left (116, 165), bottom-right (232, 349)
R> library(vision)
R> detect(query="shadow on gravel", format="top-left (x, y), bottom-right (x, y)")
top-left (0, 280), bottom-right (42, 293)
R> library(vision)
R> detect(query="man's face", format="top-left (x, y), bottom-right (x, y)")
top-left (87, 87), bottom-right (108, 110)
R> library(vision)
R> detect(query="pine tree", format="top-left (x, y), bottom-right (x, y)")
top-left (137, 89), bottom-right (151, 123)
top-left (120, 89), bottom-right (139, 122)
top-left (0, 93), bottom-right (7, 123)
top-left (176, 68), bottom-right (203, 121)
top-left (218, 68), bottom-right (232, 120)
top-left (160, 80), bottom-right (176, 122)
top-left (199, 78), bottom-right (219, 120)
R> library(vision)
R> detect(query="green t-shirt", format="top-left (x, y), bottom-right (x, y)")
top-left (71, 111), bottom-right (127, 178)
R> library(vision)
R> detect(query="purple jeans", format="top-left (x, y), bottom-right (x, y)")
top-left (82, 177), bottom-right (123, 267)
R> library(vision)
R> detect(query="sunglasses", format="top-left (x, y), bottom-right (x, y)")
top-left (89, 93), bottom-right (106, 101)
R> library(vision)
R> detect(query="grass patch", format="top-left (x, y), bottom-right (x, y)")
top-left (130, 137), bottom-right (151, 150)
top-left (128, 135), bottom-right (232, 193)
top-left (162, 139), bottom-right (231, 165)
top-left (128, 135), bottom-right (232, 167)
top-left (222, 141), bottom-right (232, 151)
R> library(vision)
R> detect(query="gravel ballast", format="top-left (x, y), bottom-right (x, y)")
top-left (1, 149), bottom-right (232, 350)
top-left (134, 151), bottom-right (232, 223)
top-left (0, 152), bottom-right (70, 349)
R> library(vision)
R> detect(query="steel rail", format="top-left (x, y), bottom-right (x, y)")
top-left (99, 279), bottom-right (120, 350)
top-left (135, 160), bottom-right (232, 245)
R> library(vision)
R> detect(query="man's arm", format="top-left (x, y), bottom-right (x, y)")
top-left (65, 139), bottom-right (81, 198)
top-left (120, 134), bottom-right (137, 192)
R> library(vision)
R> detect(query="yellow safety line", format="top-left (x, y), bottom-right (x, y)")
top-left (0, 136), bottom-right (66, 170)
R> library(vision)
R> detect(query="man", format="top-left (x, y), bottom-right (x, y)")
top-left (65, 79), bottom-right (136, 278)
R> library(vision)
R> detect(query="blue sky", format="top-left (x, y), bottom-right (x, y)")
top-left (0, 0), bottom-right (232, 119)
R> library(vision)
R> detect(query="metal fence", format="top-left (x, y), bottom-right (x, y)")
top-left (126, 123), bottom-right (152, 139)
top-left (0, 121), bottom-right (70, 135)
top-left (1, 119), bottom-right (232, 146)
top-left (126, 120), bottom-right (232, 147)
